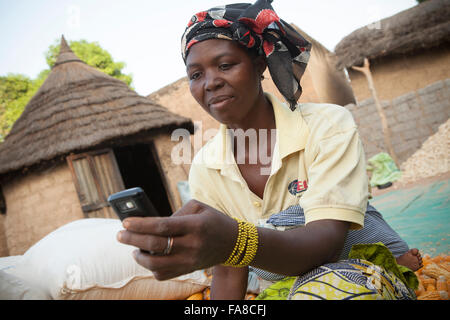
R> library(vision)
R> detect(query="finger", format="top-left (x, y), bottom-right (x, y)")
top-left (132, 253), bottom-right (167, 280)
top-left (171, 199), bottom-right (206, 217)
top-left (132, 249), bottom-right (163, 272)
top-left (117, 230), bottom-right (169, 253)
top-left (123, 214), bottom-right (198, 236)
top-left (132, 249), bottom-right (197, 281)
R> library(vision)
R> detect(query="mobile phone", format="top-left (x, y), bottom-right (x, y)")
top-left (107, 187), bottom-right (159, 221)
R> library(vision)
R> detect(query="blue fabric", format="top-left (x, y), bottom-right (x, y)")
top-left (250, 203), bottom-right (410, 281)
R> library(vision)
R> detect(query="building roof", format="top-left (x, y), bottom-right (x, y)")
top-left (334, 0), bottom-right (450, 69)
top-left (0, 36), bottom-right (194, 176)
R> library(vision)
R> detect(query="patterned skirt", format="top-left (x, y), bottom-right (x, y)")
top-left (256, 259), bottom-right (416, 300)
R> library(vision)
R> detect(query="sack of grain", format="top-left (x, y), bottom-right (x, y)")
top-left (0, 255), bottom-right (23, 274)
top-left (0, 270), bottom-right (50, 300)
top-left (8, 218), bottom-right (210, 300)
top-left (0, 255), bottom-right (49, 299)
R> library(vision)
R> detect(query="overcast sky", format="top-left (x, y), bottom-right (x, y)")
top-left (0, 0), bottom-right (417, 96)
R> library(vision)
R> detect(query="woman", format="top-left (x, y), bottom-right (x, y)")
top-left (117, 0), bottom-right (421, 300)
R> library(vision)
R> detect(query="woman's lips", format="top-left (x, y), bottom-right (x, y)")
top-left (208, 95), bottom-right (234, 109)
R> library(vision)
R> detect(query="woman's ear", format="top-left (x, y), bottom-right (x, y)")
top-left (254, 55), bottom-right (267, 80)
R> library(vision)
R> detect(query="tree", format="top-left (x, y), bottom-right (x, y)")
top-left (46, 39), bottom-right (133, 87)
top-left (0, 40), bottom-right (133, 141)
top-left (0, 74), bottom-right (31, 141)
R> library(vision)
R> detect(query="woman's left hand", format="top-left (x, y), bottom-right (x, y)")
top-left (116, 200), bottom-right (237, 280)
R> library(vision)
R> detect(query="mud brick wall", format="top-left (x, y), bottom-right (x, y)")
top-left (0, 163), bottom-right (84, 256)
top-left (346, 79), bottom-right (450, 164)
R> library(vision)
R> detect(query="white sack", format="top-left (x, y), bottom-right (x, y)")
top-left (0, 255), bottom-right (23, 274)
top-left (0, 270), bottom-right (50, 300)
top-left (9, 218), bottom-right (210, 300)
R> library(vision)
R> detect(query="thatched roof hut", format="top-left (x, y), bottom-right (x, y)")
top-left (0, 36), bottom-right (193, 178)
top-left (333, 0), bottom-right (450, 103)
top-left (335, 0), bottom-right (450, 70)
top-left (0, 37), bottom-right (194, 256)
top-left (332, 0), bottom-right (450, 169)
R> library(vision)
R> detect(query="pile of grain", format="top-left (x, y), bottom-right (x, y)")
top-left (398, 119), bottom-right (450, 184)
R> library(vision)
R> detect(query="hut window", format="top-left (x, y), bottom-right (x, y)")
top-left (67, 149), bottom-right (124, 216)
top-left (113, 143), bottom-right (173, 217)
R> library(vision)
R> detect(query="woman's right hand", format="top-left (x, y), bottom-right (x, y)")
top-left (117, 200), bottom-right (237, 280)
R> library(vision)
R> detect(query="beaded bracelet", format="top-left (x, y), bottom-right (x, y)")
top-left (237, 221), bottom-right (259, 267)
top-left (223, 220), bottom-right (247, 266)
top-left (222, 218), bottom-right (259, 267)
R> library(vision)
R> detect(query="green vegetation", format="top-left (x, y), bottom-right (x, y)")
top-left (0, 39), bottom-right (133, 141)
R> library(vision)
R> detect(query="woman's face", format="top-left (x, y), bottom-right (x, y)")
top-left (186, 39), bottom-right (266, 126)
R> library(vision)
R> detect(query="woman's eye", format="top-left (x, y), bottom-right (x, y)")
top-left (219, 63), bottom-right (233, 71)
top-left (190, 72), bottom-right (201, 80)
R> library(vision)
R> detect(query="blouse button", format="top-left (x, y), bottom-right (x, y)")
top-left (253, 201), bottom-right (261, 208)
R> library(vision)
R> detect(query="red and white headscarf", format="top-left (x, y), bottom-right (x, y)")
top-left (181, 0), bottom-right (312, 111)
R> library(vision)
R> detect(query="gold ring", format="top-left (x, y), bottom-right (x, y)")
top-left (162, 236), bottom-right (173, 255)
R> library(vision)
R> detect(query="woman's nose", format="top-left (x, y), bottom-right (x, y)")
top-left (205, 70), bottom-right (225, 92)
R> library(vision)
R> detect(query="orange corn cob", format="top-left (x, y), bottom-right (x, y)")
top-left (415, 281), bottom-right (425, 297)
top-left (426, 284), bottom-right (436, 292)
top-left (422, 263), bottom-right (450, 281)
top-left (203, 287), bottom-right (211, 300)
top-left (417, 291), bottom-right (443, 300)
top-left (438, 262), bottom-right (450, 272)
top-left (421, 278), bottom-right (436, 288)
top-left (187, 292), bottom-right (204, 300)
top-left (245, 293), bottom-right (257, 300)
top-left (437, 276), bottom-right (447, 292)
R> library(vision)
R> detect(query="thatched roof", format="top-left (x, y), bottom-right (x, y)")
top-left (0, 36), bottom-right (194, 176)
top-left (334, 0), bottom-right (450, 69)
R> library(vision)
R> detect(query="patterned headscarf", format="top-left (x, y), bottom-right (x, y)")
top-left (181, 0), bottom-right (311, 111)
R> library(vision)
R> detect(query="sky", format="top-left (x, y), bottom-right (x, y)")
top-left (0, 0), bottom-right (418, 96)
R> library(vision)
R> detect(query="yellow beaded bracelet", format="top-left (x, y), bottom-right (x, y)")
top-left (223, 220), bottom-right (246, 266)
top-left (222, 218), bottom-right (259, 267)
top-left (237, 222), bottom-right (259, 267)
